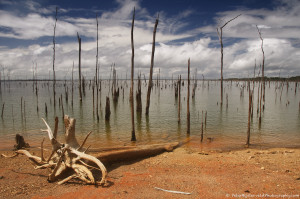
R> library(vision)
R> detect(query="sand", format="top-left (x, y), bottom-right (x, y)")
top-left (0, 145), bottom-right (299, 199)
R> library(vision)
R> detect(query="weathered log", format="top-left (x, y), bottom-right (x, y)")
top-left (41, 116), bottom-right (107, 185)
top-left (95, 142), bottom-right (179, 165)
top-left (6, 115), bottom-right (182, 186)
top-left (64, 115), bottom-right (80, 149)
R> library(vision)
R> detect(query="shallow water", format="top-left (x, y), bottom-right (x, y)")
top-left (0, 80), bottom-right (299, 150)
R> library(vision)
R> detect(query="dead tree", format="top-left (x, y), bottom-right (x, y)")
top-left (130, 7), bottom-right (136, 141)
top-left (259, 73), bottom-right (263, 125)
top-left (246, 81), bottom-right (253, 147)
top-left (112, 67), bottom-right (119, 103)
top-left (14, 116), bottom-right (107, 185)
top-left (71, 61), bottom-right (74, 108)
top-left (201, 111), bottom-right (204, 142)
top-left (145, 14), bottom-right (159, 116)
top-left (96, 14), bottom-right (100, 121)
top-left (105, 97), bottom-right (111, 121)
top-left (251, 60), bottom-right (256, 119)
top-left (82, 76), bottom-right (86, 97)
top-left (77, 32), bottom-right (83, 102)
top-left (1, 102), bottom-right (4, 118)
top-left (217, 14), bottom-right (241, 106)
top-left (256, 25), bottom-right (265, 109)
top-left (187, 58), bottom-right (190, 134)
top-left (136, 73), bottom-right (142, 113)
top-left (53, 7), bottom-right (58, 108)
top-left (2, 116), bottom-right (182, 185)
top-left (178, 75), bottom-right (181, 124)
top-left (174, 82), bottom-right (178, 98)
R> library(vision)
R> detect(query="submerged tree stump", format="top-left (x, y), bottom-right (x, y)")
top-left (14, 134), bottom-right (30, 150)
top-left (105, 96), bottom-right (111, 121)
top-left (136, 74), bottom-right (142, 113)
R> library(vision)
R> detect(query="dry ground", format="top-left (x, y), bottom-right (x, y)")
top-left (0, 146), bottom-right (299, 199)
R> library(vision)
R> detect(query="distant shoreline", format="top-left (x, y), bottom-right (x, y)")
top-left (0, 75), bottom-right (299, 82)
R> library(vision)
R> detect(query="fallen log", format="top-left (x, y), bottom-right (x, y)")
top-left (94, 142), bottom-right (179, 165)
top-left (4, 115), bottom-right (182, 186)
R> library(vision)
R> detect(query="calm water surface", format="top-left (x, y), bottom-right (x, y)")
top-left (0, 80), bottom-right (299, 150)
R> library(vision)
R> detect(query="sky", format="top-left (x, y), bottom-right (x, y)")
top-left (0, 0), bottom-right (300, 80)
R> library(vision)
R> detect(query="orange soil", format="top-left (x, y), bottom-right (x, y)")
top-left (0, 146), bottom-right (299, 199)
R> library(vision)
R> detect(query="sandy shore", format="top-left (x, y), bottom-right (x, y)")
top-left (0, 145), bottom-right (299, 199)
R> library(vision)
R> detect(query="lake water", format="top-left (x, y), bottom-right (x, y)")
top-left (0, 80), bottom-right (299, 151)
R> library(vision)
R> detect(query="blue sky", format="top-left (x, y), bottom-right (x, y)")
top-left (0, 0), bottom-right (299, 79)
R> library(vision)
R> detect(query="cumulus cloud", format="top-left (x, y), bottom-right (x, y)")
top-left (0, 0), bottom-right (299, 80)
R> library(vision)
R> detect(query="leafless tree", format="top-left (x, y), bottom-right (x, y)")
top-left (217, 14), bottom-right (241, 106)
top-left (53, 7), bottom-right (58, 107)
top-left (130, 7), bottom-right (136, 141)
top-left (187, 58), bottom-right (190, 134)
top-left (96, 14), bottom-right (100, 121)
top-left (145, 14), bottom-right (159, 116)
top-left (256, 25), bottom-right (265, 108)
top-left (77, 32), bottom-right (82, 102)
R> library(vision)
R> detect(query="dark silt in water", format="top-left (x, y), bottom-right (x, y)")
top-left (0, 80), bottom-right (299, 151)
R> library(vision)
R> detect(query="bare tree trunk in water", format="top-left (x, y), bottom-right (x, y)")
top-left (77, 32), bottom-right (82, 102)
top-left (187, 59), bottom-right (190, 134)
top-left (217, 14), bottom-right (241, 107)
top-left (178, 75), bottom-right (181, 124)
top-left (145, 15), bottom-right (159, 116)
top-left (256, 25), bottom-right (265, 110)
top-left (130, 7), bottom-right (136, 141)
top-left (246, 81), bottom-right (252, 147)
top-left (53, 7), bottom-right (58, 108)
top-left (96, 14), bottom-right (100, 121)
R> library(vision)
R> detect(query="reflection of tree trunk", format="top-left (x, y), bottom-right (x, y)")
top-left (187, 59), bottom-right (190, 134)
top-left (130, 8), bottom-right (136, 141)
top-left (145, 15), bottom-right (159, 116)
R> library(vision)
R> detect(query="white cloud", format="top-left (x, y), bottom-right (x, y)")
top-left (0, 0), bottom-right (299, 80)
top-left (198, 1), bottom-right (300, 39)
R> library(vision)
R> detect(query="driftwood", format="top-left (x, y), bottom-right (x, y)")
top-left (11, 115), bottom-right (107, 185)
top-left (4, 115), bottom-right (180, 186)
top-left (95, 142), bottom-right (179, 165)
